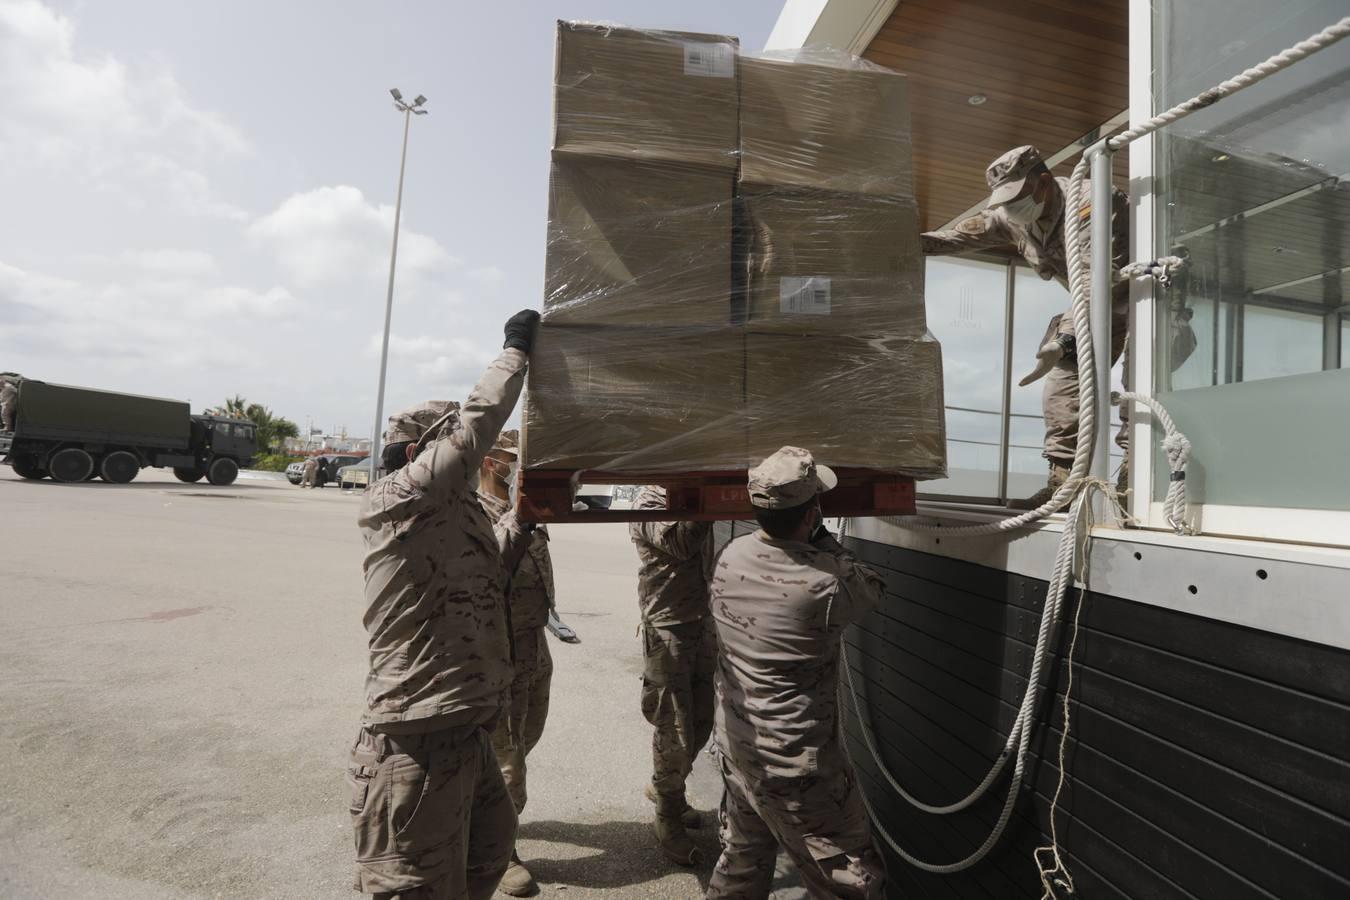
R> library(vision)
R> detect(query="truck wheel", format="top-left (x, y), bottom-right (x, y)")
top-left (207, 458), bottom-right (239, 486)
top-left (11, 456), bottom-right (46, 480)
top-left (173, 467), bottom-right (205, 483)
top-left (100, 451), bottom-right (140, 484)
top-left (50, 447), bottom-right (95, 483)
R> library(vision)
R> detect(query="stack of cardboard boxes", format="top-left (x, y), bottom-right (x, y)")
top-left (525, 22), bottom-right (946, 478)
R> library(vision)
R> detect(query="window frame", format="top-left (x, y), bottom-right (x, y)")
top-left (1127, 0), bottom-right (1350, 546)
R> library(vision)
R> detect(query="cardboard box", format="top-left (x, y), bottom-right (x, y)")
top-left (553, 21), bottom-right (739, 171)
top-left (740, 187), bottom-right (926, 335)
top-left (544, 156), bottom-right (734, 327)
top-left (745, 333), bottom-right (946, 478)
top-left (739, 55), bottom-right (912, 198)
top-left (524, 325), bottom-right (747, 472)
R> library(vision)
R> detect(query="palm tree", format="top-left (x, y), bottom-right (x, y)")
top-left (244, 402), bottom-right (300, 453)
top-left (223, 395), bottom-right (248, 418)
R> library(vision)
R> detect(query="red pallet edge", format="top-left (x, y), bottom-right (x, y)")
top-left (517, 467), bottom-right (917, 523)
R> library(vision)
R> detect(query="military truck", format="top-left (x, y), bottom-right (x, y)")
top-left (0, 380), bottom-right (256, 485)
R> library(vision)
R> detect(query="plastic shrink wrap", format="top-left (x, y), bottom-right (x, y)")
top-left (525, 21), bottom-right (947, 480)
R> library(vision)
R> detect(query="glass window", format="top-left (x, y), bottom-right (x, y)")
top-left (1341, 317), bottom-right (1349, 369)
top-left (1010, 269), bottom-right (1126, 493)
top-left (215, 422), bottom-right (230, 437)
top-left (1240, 305), bottom-right (1324, 382)
top-left (919, 257), bottom-right (1008, 499)
top-left (1153, 0), bottom-right (1350, 511)
top-left (233, 424), bottom-right (252, 439)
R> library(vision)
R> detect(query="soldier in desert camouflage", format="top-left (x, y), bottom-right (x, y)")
top-left (922, 145), bottom-right (1194, 508)
top-left (0, 374), bottom-right (19, 432)
top-left (706, 447), bottom-right (887, 900)
top-left (345, 309), bottom-right (539, 900)
top-left (477, 429), bottom-right (557, 897)
top-left (629, 485), bottom-right (717, 866)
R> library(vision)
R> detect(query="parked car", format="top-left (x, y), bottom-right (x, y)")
top-left (287, 454), bottom-right (364, 488)
top-left (574, 483), bottom-right (615, 510)
top-left (337, 463), bottom-right (374, 490)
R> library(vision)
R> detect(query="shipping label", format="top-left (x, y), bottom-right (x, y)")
top-left (683, 42), bottom-right (735, 78)
top-left (779, 277), bottom-right (832, 315)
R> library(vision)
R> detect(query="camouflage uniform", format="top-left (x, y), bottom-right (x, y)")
top-left (0, 378), bottom-right (17, 431)
top-left (480, 490), bottom-right (556, 816)
top-left (347, 349), bottom-right (532, 899)
top-left (708, 448), bottom-right (887, 900)
top-left (301, 457), bottom-right (319, 488)
top-left (628, 485), bottom-right (717, 816)
top-left (921, 146), bottom-right (1132, 464)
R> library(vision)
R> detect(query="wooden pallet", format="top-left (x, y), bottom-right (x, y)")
top-left (518, 467), bottom-right (916, 523)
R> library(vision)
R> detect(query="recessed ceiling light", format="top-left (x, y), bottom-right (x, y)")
top-left (967, 94), bottom-right (987, 106)
top-left (1211, 153), bottom-right (1231, 162)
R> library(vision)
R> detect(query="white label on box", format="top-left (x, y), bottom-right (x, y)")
top-left (683, 42), bottom-right (734, 77)
top-left (780, 277), bottom-right (832, 315)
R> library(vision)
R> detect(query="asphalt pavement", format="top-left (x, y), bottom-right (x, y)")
top-left (0, 467), bottom-right (804, 899)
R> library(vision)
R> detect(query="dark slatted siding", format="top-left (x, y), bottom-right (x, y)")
top-left (712, 523), bottom-right (1350, 898)
top-left (842, 537), bottom-right (1350, 899)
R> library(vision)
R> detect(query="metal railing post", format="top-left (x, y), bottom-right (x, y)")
top-left (1089, 144), bottom-right (1115, 516)
top-left (997, 261), bottom-right (1016, 503)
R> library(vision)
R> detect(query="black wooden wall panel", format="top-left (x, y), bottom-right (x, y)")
top-left (838, 535), bottom-right (1350, 899)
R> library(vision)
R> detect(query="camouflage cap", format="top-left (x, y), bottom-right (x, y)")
top-left (496, 429), bottom-right (520, 454)
top-left (384, 400), bottom-right (460, 445)
top-left (748, 446), bottom-right (837, 510)
top-left (986, 145), bottom-right (1049, 207)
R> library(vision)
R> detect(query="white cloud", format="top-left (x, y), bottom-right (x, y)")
top-left (0, 258), bottom-right (294, 376)
top-left (467, 265), bottom-right (505, 287)
top-left (0, 0), bottom-right (249, 218)
top-left (133, 153), bottom-right (249, 221)
top-left (116, 249), bottom-right (220, 279)
top-left (249, 185), bottom-right (456, 288)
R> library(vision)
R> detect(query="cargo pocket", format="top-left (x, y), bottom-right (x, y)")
top-left (387, 753), bottom-right (431, 839)
top-left (348, 763), bottom-right (376, 815)
top-left (641, 627), bottom-right (675, 687)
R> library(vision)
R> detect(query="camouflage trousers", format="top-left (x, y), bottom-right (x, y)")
top-left (1042, 343), bottom-right (1129, 465)
top-left (707, 755), bottom-right (885, 900)
top-left (348, 723), bottom-right (516, 899)
top-left (490, 627), bottom-right (554, 815)
top-left (640, 619), bottom-right (716, 810)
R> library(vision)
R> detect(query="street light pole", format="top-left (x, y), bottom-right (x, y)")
top-left (369, 88), bottom-right (428, 479)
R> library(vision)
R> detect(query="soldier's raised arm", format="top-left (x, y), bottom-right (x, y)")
top-left (630, 486), bottom-right (711, 560)
top-left (921, 209), bottom-right (1014, 257)
top-left (812, 530), bottom-right (886, 629)
top-left (413, 309), bottom-right (539, 498)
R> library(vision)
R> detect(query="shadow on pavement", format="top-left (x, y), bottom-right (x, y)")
top-left (517, 819), bottom-right (806, 897)
top-left (517, 818), bottom-right (719, 893)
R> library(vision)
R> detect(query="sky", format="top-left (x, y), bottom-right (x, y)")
top-left (0, 0), bottom-right (783, 437)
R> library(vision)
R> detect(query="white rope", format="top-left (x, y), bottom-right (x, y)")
top-left (1107, 17), bottom-right (1350, 152)
top-left (843, 479), bottom-right (1114, 873)
top-left (1116, 391), bottom-right (1194, 535)
top-left (848, 15), bottom-right (1350, 877)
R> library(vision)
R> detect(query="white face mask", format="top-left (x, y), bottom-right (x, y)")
top-left (1000, 195), bottom-right (1044, 226)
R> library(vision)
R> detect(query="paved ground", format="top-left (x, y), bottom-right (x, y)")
top-left (0, 467), bottom-right (804, 899)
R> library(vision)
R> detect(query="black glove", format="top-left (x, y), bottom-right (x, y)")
top-left (503, 309), bottom-right (541, 353)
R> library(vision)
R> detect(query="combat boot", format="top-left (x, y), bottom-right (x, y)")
top-left (653, 810), bottom-right (701, 866)
top-left (645, 782), bottom-right (701, 828)
top-left (497, 850), bottom-right (537, 897)
top-left (1009, 460), bottom-right (1071, 510)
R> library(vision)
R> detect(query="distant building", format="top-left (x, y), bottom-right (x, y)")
top-left (283, 430), bottom-right (371, 456)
